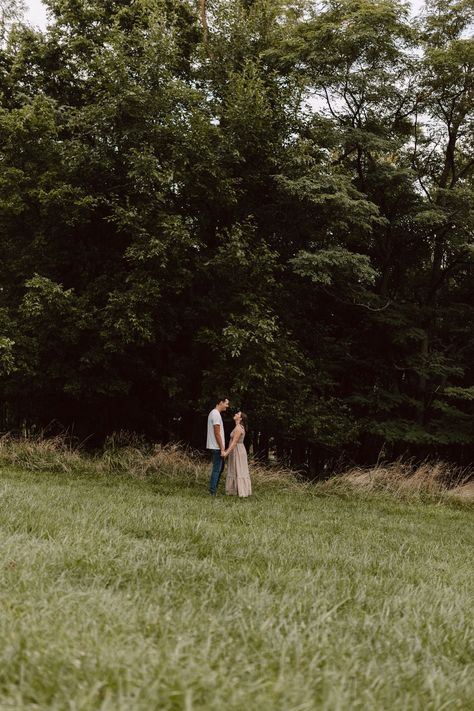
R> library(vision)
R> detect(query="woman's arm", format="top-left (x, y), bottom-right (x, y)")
top-left (223, 426), bottom-right (244, 457)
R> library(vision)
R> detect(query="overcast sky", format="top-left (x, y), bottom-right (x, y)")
top-left (25, 1), bottom-right (47, 27)
top-left (25, 0), bottom-right (426, 29)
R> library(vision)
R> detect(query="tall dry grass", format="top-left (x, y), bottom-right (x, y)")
top-left (0, 434), bottom-right (472, 500)
top-left (0, 433), bottom-right (303, 491)
top-left (321, 458), bottom-right (473, 500)
top-left (0, 433), bottom-right (203, 481)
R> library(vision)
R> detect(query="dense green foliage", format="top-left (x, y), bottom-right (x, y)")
top-left (1, 464), bottom-right (473, 709)
top-left (0, 0), bottom-right (473, 469)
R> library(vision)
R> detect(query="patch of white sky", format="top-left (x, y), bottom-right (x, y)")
top-left (25, 1), bottom-right (47, 27)
top-left (25, 0), bottom-right (426, 30)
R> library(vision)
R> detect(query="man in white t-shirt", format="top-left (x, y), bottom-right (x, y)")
top-left (207, 396), bottom-right (230, 495)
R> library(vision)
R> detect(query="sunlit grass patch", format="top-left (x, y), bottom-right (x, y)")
top-left (0, 449), bottom-right (472, 710)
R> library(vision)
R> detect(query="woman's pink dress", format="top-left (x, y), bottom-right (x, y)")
top-left (225, 427), bottom-right (252, 497)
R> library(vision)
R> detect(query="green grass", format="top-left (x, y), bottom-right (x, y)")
top-left (0, 465), bottom-right (473, 710)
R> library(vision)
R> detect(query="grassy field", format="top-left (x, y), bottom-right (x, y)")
top-left (0, 452), bottom-right (473, 710)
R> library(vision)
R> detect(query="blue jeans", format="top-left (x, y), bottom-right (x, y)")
top-left (209, 449), bottom-right (224, 495)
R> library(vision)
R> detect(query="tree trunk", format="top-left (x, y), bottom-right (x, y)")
top-left (254, 431), bottom-right (269, 463)
top-left (198, 0), bottom-right (208, 46)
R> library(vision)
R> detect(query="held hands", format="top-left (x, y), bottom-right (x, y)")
top-left (222, 449), bottom-right (229, 458)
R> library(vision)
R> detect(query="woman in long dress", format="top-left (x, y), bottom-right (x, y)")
top-left (224, 411), bottom-right (252, 498)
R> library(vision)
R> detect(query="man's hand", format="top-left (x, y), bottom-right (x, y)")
top-left (220, 449), bottom-right (226, 457)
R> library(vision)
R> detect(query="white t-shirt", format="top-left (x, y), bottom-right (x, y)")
top-left (206, 408), bottom-right (225, 450)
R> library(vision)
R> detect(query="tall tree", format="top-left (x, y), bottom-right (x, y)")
top-left (0, 0), bottom-right (473, 469)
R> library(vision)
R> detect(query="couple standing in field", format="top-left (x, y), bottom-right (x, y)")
top-left (206, 397), bottom-right (252, 498)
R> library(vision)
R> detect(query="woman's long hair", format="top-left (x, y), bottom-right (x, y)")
top-left (239, 411), bottom-right (248, 431)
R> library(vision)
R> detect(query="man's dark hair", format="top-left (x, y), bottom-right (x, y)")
top-left (216, 396), bottom-right (229, 405)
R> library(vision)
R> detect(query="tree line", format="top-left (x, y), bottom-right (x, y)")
top-left (0, 0), bottom-right (473, 472)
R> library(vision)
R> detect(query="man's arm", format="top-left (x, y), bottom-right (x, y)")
top-left (213, 424), bottom-right (225, 454)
